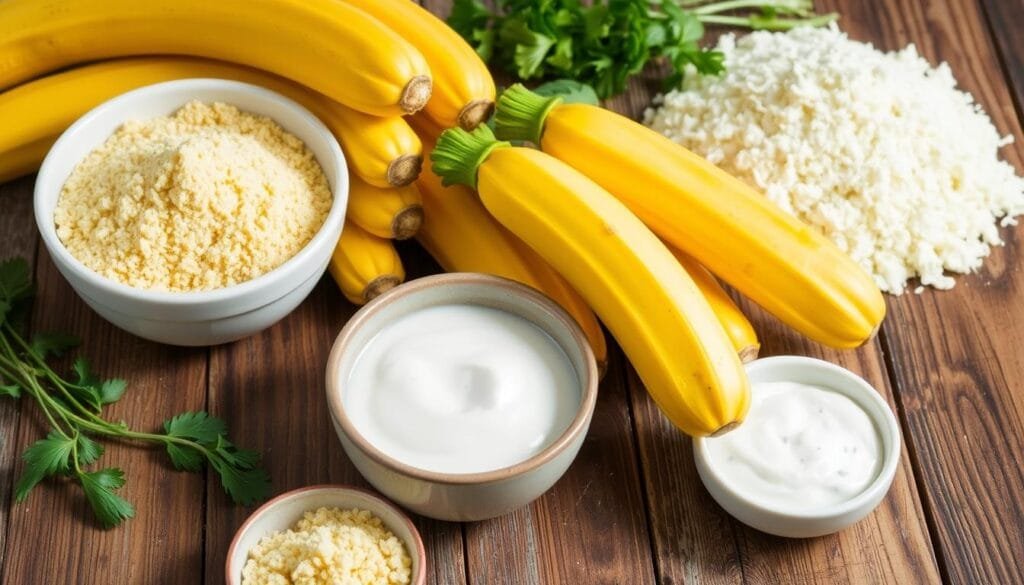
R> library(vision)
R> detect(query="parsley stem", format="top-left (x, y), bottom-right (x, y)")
top-left (697, 12), bottom-right (837, 29)
top-left (690, 0), bottom-right (811, 16)
top-left (2, 322), bottom-right (102, 418)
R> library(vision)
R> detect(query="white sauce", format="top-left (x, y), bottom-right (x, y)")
top-left (704, 381), bottom-right (882, 511)
top-left (343, 304), bottom-right (580, 474)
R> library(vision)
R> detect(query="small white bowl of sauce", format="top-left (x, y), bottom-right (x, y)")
top-left (325, 273), bottom-right (598, 521)
top-left (693, 356), bottom-right (901, 538)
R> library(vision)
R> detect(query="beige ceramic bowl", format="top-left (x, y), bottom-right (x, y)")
top-left (325, 273), bottom-right (599, 522)
top-left (225, 485), bottom-right (426, 585)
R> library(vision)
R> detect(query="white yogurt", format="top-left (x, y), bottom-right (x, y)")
top-left (703, 381), bottom-right (882, 511)
top-left (343, 303), bottom-right (580, 474)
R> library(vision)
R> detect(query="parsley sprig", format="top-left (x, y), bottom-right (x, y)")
top-left (449, 0), bottom-right (837, 99)
top-left (0, 258), bottom-right (270, 528)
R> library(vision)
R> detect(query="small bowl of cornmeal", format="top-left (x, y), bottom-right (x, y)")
top-left (325, 272), bottom-right (599, 521)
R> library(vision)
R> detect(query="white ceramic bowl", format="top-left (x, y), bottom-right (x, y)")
top-left (225, 485), bottom-right (426, 585)
top-left (693, 356), bottom-right (902, 538)
top-left (34, 79), bottom-right (348, 346)
top-left (326, 273), bottom-right (599, 522)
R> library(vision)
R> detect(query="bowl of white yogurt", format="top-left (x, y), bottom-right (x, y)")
top-left (693, 356), bottom-right (901, 538)
top-left (325, 273), bottom-right (599, 521)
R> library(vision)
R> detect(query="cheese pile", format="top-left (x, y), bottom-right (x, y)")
top-left (645, 26), bottom-right (1024, 294)
top-left (242, 507), bottom-right (412, 585)
top-left (55, 101), bottom-right (332, 292)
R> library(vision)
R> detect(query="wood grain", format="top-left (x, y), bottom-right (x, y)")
top-left (463, 348), bottom-right (657, 584)
top-left (0, 178), bottom-right (40, 577)
top-left (2, 233), bottom-right (208, 583)
top-left (817, 0), bottom-right (1024, 582)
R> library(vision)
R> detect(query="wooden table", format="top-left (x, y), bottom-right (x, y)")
top-left (2, 0), bottom-right (1022, 583)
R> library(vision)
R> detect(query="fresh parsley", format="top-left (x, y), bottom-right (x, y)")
top-left (448, 0), bottom-right (837, 99)
top-left (0, 258), bottom-right (270, 528)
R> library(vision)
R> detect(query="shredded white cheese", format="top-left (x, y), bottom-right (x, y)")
top-left (645, 26), bottom-right (1024, 294)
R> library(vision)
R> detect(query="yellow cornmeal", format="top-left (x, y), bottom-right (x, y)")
top-left (242, 507), bottom-right (412, 585)
top-left (54, 100), bottom-right (332, 291)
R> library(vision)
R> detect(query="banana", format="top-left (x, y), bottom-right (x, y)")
top-left (0, 57), bottom-right (422, 187)
top-left (0, 0), bottom-right (432, 116)
top-left (432, 125), bottom-right (749, 437)
top-left (347, 175), bottom-right (424, 240)
top-left (329, 222), bottom-right (405, 306)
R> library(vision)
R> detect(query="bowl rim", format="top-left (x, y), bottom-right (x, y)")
top-left (693, 355), bottom-right (902, 522)
top-left (224, 484), bottom-right (427, 585)
top-left (34, 78), bottom-right (348, 309)
top-left (325, 272), bottom-right (600, 486)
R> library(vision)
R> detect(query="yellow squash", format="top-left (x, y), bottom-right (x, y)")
top-left (0, 0), bottom-right (432, 116)
top-left (329, 222), bottom-right (405, 306)
top-left (347, 175), bottom-right (424, 240)
top-left (0, 57), bottom-right (422, 187)
top-left (669, 247), bottom-right (759, 362)
top-left (411, 120), bottom-right (608, 372)
top-left (342, 0), bottom-right (495, 130)
top-left (494, 84), bottom-right (885, 348)
top-left (432, 126), bottom-right (749, 437)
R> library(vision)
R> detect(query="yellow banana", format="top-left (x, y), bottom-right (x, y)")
top-left (0, 57), bottom-right (422, 187)
top-left (343, 0), bottom-right (495, 130)
top-left (669, 247), bottom-right (759, 363)
top-left (432, 126), bottom-right (749, 437)
top-left (494, 84), bottom-right (885, 348)
top-left (0, 0), bottom-right (432, 116)
top-left (411, 119), bottom-right (609, 372)
top-left (347, 175), bottom-right (424, 241)
top-left (329, 222), bottom-right (405, 306)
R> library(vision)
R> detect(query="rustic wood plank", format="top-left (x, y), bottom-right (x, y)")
top-left (463, 347), bottom-right (657, 584)
top-left (0, 178), bottom-right (40, 577)
top-left (203, 277), bottom-right (467, 585)
top-left (979, 0), bottom-right (1024, 119)
top-left (816, 0), bottom-right (1024, 582)
top-left (2, 249), bottom-right (208, 584)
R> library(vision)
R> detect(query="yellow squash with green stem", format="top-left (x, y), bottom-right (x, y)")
top-left (431, 125), bottom-right (749, 437)
top-left (494, 84), bottom-right (885, 348)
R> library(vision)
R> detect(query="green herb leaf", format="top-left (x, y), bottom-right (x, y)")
top-left (214, 436), bottom-right (261, 470)
top-left (0, 258), bottom-right (32, 323)
top-left (30, 332), bottom-right (81, 359)
top-left (0, 383), bottom-right (21, 398)
top-left (99, 379), bottom-right (127, 404)
top-left (532, 79), bottom-right (600, 105)
top-left (79, 468), bottom-right (135, 528)
top-left (165, 443), bottom-right (205, 472)
top-left (448, 0), bottom-right (496, 61)
top-left (210, 457), bottom-right (272, 506)
top-left (15, 432), bottom-right (76, 501)
top-left (69, 356), bottom-right (103, 410)
top-left (76, 433), bottom-right (104, 466)
top-left (163, 411), bottom-right (227, 444)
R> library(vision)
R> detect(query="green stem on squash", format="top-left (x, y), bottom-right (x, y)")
top-left (493, 84), bottom-right (563, 147)
top-left (430, 125), bottom-right (510, 190)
